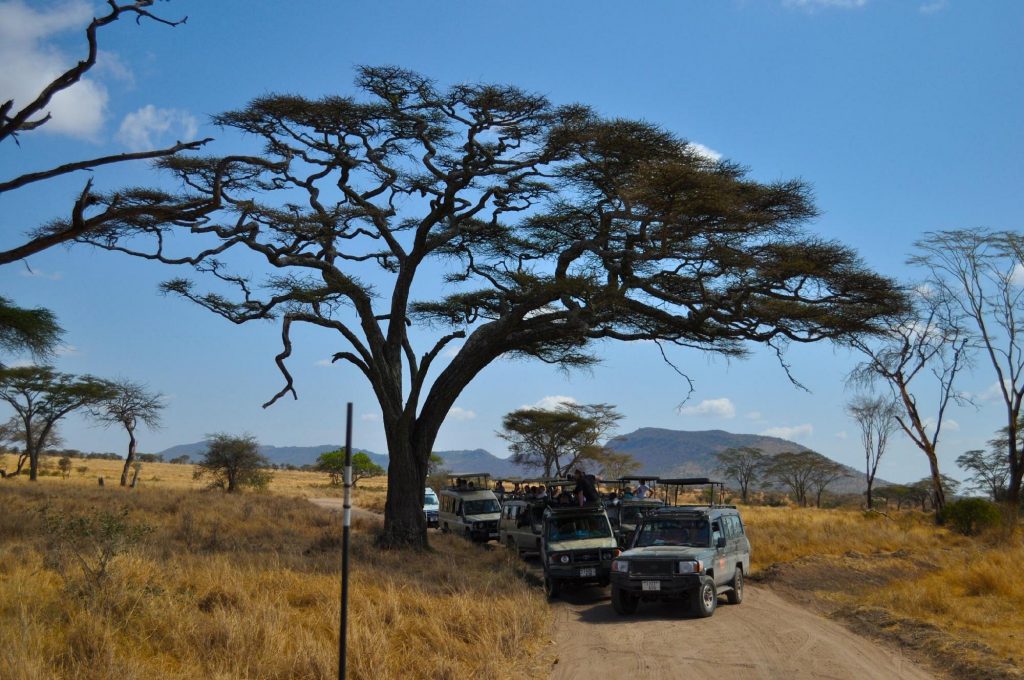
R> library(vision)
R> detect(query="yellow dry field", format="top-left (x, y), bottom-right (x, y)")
top-left (745, 505), bottom-right (1024, 678)
top-left (0, 476), bottom-right (548, 680)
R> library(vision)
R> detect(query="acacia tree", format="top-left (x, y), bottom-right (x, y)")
top-left (763, 451), bottom-right (820, 507)
top-left (850, 285), bottom-right (970, 513)
top-left (499, 402), bottom-right (622, 477)
top-left (316, 449), bottom-right (385, 487)
top-left (956, 449), bottom-right (1009, 502)
top-left (90, 380), bottom-right (165, 486)
top-left (911, 230), bottom-right (1024, 510)
top-left (1, 0), bottom-right (210, 265)
top-left (0, 366), bottom-right (114, 480)
top-left (715, 446), bottom-right (765, 503)
top-left (0, 297), bottom-right (63, 364)
top-left (846, 394), bottom-right (899, 509)
top-left (194, 433), bottom-right (271, 493)
top-left (77, 67), bottom-right (905, 548)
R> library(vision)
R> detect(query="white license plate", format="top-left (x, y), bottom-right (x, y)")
top-left (579, 567), bottom-right (597, 577)
top-left (642, 580), bottom-right (661, 592)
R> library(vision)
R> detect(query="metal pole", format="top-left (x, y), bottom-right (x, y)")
top-left (339, 402), bottom-right (353, 680)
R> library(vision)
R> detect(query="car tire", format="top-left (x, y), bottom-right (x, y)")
top-left (611, 586), bottom-right (638, 615)
top-left (544, 575), bottom-right (560, 600)
top-left (690, 577), bottom-right (717, 618)
top-left (726, 566), bottom-right (744, 605)
top-left (441, 523), bottom-right (449, 534)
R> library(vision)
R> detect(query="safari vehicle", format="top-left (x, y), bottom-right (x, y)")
top-left (423, 487), bottom-right (439, 528)
top-left (605, 477), bottom-right (665, 548)
top-left (498, 478), bottom-right (563, 556)
top-left (438, 473), bottom-right (501, 542)
top-left (541, 504), bottom-right (619, 599)
top-left (609, 478), bottom-right (750, 618)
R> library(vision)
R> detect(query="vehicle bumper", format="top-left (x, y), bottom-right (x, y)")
top-left (610, 572), bottom-right (702, 597)
top-left (546, 562), bottom-right (612, 584)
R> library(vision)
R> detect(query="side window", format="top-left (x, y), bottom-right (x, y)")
top-left (735, 515), bottom-right (746, 536)
top-left (711, 520), bottom-right (722, 544)
top-left (724, 515), bottom-right (738, 538)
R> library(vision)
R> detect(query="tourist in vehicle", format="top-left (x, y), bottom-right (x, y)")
top-left (635, 479), bottom-right (651, 498)
top-left (573, 469), bottom-right (599, 506)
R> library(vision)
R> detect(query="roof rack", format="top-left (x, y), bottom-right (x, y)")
top-left (657, 477), bottom-right (727, 507)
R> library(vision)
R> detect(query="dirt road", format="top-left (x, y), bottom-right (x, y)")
top-left (308, 497), bottom-right (382, 522)
top-left (548, 583), bottom-right (937, 680)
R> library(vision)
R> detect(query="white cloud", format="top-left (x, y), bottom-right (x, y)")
top-left (835, 430), bottom-right (848, 440)
top-left (746, 411), bottom-right (763, 421)
top-left (314, 358), bottom-right (333, 367)
top-left (760, 424), bottom-right (813, 440)
top-left (977, 380), bottom-right (1010, 403)
top-left (919, 0), bottom-right (948, 14)
top-left (525, 395), bottom-right (578, 411)
top-left (116, 104), bottom-right (198, 151)
top-left (783, 0), bottom-right (867, 9)
top-left (944, 419), bottom-right (960, 432)
top-left (689, 142), bottom-right (722, 162)
top-left (0, 0), bottom-right (108, 138)
top-left (443, 344), bottom-right (463, 359)
top-left (678, 397), bottom-right (736, 419)
top-left (447, 407), bottom-right (477, 421)
top-left (360, 413), bottom-right (379, 422)
top-left (54, 344), bottom-right (78, 356)
top-left (1011, 263), bottom-right (1024, 288)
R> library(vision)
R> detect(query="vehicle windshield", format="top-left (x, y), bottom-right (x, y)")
top-left (547, 514), bottom-right (612, 541)
top-left (634, 518), bottom-right (710, 547)
top-left (424, 494), bottom-right (438, 505)
top-left (463, 499), bottom-right (500, 515)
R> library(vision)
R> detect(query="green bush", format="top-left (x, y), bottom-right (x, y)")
top-left (939, 498), bottom-right (1002, 536)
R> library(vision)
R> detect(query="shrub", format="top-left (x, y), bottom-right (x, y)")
top-left (939, 498), bottom-right (1002, 536)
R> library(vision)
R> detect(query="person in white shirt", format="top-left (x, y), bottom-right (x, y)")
top-left (635, 479), bottom-right (651, 499)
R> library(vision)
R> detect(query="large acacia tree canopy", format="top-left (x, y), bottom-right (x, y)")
top-left (78, 66), bottom-right (905, 423)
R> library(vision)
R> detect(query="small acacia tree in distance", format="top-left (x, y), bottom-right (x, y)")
top-left (316, 450), bottom-right (385, 487)
top-left (91, 379), bottom-right (165, 487)
top-left (499, 401), bottom-right (622, 478)
top-left (715, 447), bottom-right (766, 504)
top-left (194, 434), bottom-right (272, 493)
top-left (81, 67), bottom-right (906, 547)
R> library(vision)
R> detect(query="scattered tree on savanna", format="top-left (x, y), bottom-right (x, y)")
top-left (499, 401), bottom-right (622, 478)
top-left (316, 450), bottom-right (385, 487)
top-left (0, 366), bottom-right (115, 480)
top-left (959, 419), bottom-right (1020, 502)
top-left (763, 450), bottom-right (847, 507)
top-left (715, 446), bottom-right (766, 503)
top-left (596, 449), bottom-right (641, 481)
top-left (0, 1), bottom-right (209, 266)
top-left (90, 379), bottom-right (165, 487)
top-left (57, 455), bottom-right (72, 479)
top-left (193, 433), bottom-right (272, 493)
top-left (77, 67), bottom-right (905, 548)
top-left (911, 230), bottom-right (1024, 511)
top-left (850, 282), bottom-right (970, 514)
top-left (846, 394), bottom-right (899, 510)
top-left (169, 454), bottom-right (191, 465)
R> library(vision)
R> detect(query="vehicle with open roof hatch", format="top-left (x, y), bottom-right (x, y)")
top-left (609, 478), bottom-right (750, 618)
top-left (541, 504), bottom-right (619, 599)
top-left (438, 473), bottom-right (501, 542)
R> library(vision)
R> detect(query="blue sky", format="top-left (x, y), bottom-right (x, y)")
top-left (1, 0), bottom-right (1021, 486)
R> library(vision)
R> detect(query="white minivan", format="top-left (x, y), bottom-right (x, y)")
top-left (424, 487), bottom-right (439, 528)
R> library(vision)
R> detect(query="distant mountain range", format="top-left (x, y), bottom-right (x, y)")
top-left (158, 427), bottom-right (872, 493)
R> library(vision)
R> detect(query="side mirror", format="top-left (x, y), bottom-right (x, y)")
top-left (716, 536), bottom-right (727, 549)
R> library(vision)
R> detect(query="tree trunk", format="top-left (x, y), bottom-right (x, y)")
top-left (924, 445), bottom-right (945, 516)
top-left (866, 479), bottom-right (874, 510)
top-left (380, 427), bottom-right (429, 550)
top-left (120, 429), bottom-right (137, 487)
top-left (28, 447), bottom-right (38, 481)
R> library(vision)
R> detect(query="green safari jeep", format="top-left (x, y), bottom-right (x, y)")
top-left (609, 504), bottom-right (750, 617)
top-left (541, 505), bottom-right (619, 599)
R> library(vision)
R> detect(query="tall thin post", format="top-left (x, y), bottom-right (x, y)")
top-left (339, 402), bottom-right (353, 680)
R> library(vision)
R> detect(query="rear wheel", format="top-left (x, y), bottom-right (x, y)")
top-left (690, 577), bottom-right (717, 618)
top-left (441, 523), bottom-right (449, 534)
top-left (726, 567), bottom-right (744, 605)
top-left (611, 586), bottom-right (638, 615)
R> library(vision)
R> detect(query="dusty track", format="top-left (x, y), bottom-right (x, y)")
top-left (308, 497), bottom-right (383, 522)
top-left (548, 582), bottom-right (937, 680)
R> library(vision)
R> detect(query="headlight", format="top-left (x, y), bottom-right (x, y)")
top-left (611, 559), bottom-right (629, 573)
top-left (677, 560), bottom-right (703, 574)
top-left (559, 554), bottom-right (571, 564)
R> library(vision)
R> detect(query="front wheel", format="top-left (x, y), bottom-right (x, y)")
top-left (726, 567), bottom-right (744, 605)
top-left (544, 575), bottom-right (561, 600)
top-left (611, 586), bottom-right (638, 615)
top-left (690, 577), bottom-right (717, 618)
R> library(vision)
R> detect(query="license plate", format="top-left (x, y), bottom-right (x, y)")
top-left (579, 567), bottom-right (597, 577)
top-left (642, 580), bottom-right (661, 592)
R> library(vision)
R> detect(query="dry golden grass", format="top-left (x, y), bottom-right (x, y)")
top-left (0, 482), bottom-right (549, 680)
top-left (744, 504), bottom-right (1024, 677)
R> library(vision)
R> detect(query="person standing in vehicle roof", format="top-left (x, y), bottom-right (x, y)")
top-left (635, 479), bottom-right (651, 499)
top-left (573, 469), bottom-right (599, 506)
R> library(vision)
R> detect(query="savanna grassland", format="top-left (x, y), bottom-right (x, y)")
top-left (0, 458), bottom-right (548, 680)
top-left (746, 505), bottom-right (1024, 679)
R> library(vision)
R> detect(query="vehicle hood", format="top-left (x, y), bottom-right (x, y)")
top-left (620, 545), bottom-right (714, 560)
top-left (465, 513), bottom-right (500, 523)
top-left (423, 504), bottom-right (439, 512)
top-left (547, 537), bottom-right (618, 552)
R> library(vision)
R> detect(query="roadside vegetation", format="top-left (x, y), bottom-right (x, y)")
top-left (0, 471), bottom-right (547, 680)
top-left (745, 505), bottom-right (1023, 679)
